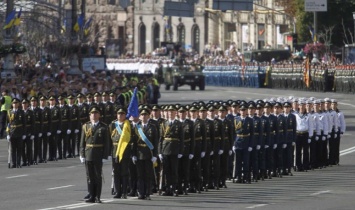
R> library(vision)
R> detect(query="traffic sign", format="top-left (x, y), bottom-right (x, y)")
top-left (305, 0), bottom-right (327, 12)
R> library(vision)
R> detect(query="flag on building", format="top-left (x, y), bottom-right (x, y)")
top-left (73, 13), bottom-right (84, 32)
top-left (83, 17), bottom-right (93, 36)
top-left (13, 8), bottom-right (22, 26)
top-left (3, 10), bottom-right (16, 29)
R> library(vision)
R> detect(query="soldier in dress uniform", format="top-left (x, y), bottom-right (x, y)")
top-left (306, 99), bottom-right (321, 169)
top-left (93, 92), bottom-right (105, 118)
top-left (273, 102), bottom-right (287, 177)
top-left (264, 101), bottom-right (277, 177)
top-left (110, 107), bottom-right (136, 199)
top-left (48, 95), bottom-right (61, 161)
top-left (7, 98), bottom-right (26, 168)
top-left (67, 94), bottom-right (80, 157)
top-left (102, 91), bottom-right (114, 125)
top-left (21, 99), bottom-right (35, 166)
top-left (218, 104), bottom-right (233, 187)
top-left (255, 100), bottom-right (268, 180)
top-left (324, 98), bottom-right (338, 166)
top-left (80, 106), bottom-right (110, 203)
top-left (158, 105), bottom-right (183, 196)
top-left (314, 100), bottom-right (328, 168)
top-left (177, 105), bottom-right (194, 195)
top-left (109, 92), bottom-right (120, 114)
top-left (200, 105), bottom-right (214, 191)
top-left (86, 93), bottom-right (94, 108)
top-left (331, 99), bottom-right (346, 165)
top-left (189, 105), bottom-right (207, 193)
top-left (282, 101), bottom-right (296, 175)
top-left (133, 108), bottom-right (158, 200)
top-left (58, 95), bottom-right (71, 158)
top-left (233, 102), bottom-right (253, 183)
top-left (295, 100), bottom-right (314, 171)
top-left (38, 96), bottom-right (51, 163)
top-left (30, 96), bottom-right (42, 165)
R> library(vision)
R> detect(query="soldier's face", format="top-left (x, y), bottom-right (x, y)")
top-left (77, 97), bottom-right (84, 103)
top-left (117, 113), bottom-right (126, 122)
top-left (40, 100), bottom-right (46, 106)
top-left (240, 109), bottom-right (247, 117)
top-left (274, 107), bottom-right (281, 115)
top-left (90, 112), bottom-right (100, 121)
top-left (22, 103), bottom-right (28, 110)
top-left (12, 102), bottom-right (19, 109)
top-left (325, 102), bottom-right (331, 109)
top-left (199, 110), bottom-right (207, 119)
top-left (255, 108), bottom-right (262, 116)
top-left (190, 111), bottom-right (198, 119)
top-left (152, 110), bottom-right (160, 118)
top-left (168, 110), bottom-right (176, 119)
top-left (232, 106), bottom-right (239, 114)
top-left (284, 107), bottom-right (291, 114)
top-left (218, 110), bottom-right (226, 119)
top-left (331, 103), bottom-right (337, 110)
top-left (292, 102), bottom-right (298, 110)
top-left (314, 104), bottom-right (320, 112)
top-left (49, 99), bottom-right (56, 106)
top-left (306, 104), bottom-right (312, 112)
top-left (247, 108), bottom-right (255, 116)
top-left (31, 101), bottom-right (37, 107)
top-left (178, 111), bottom-right (187, 119)
top-left (139, 113), bottom-right (149, 122)
top-left (68, 98), bottom-right (75, 104)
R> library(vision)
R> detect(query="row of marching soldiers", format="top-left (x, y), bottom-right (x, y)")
top-left (6, 91), bottom-right (125, 168)
top-left (80, 96), bottom-right (346, 203)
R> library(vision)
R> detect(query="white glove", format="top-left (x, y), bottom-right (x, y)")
top-left (75, 129), bottom-right (79, 134)
top-left (315, 136), bottom-right (319, 141)
top-left (256, 145), bottom-right (261, 150)
top-left (38, 133), bottom-right (42, 137)
top-left (132, 156), bottom-right (137, 164)
top-left (178, 154), bottom-right (183, 158)
top-left (47, 132), bottom-right (51, 136)
top-left (334, 134), bottom-right (337, 138)
top-left (265, 145), bottom-right (269, 149)
top-left (22, 135), bottom-right (26, 140)
top-left (218, 150), bottom-right (224, 155)
top-left (292, 142), bottom-right (296, 146)
top-left (80, 156), bottom-right (85, 163)
top-left (107, 156), bottom-right (112, 161)
top-left (30, 135), bottom-right (34, 140)
top-left (67, 130), bottom-right (71, 135)
top-left (308, 138), bottom-right (311, 143)
top-left (6, 135), bottom-right (10, 142)
top-left (322, 136), bottom-right (326, 141)
top-left (273, 144), bottom-right (277, 149)
top-left (151, 156), bottom-right (157, 163)
top-left (158, 154), bottom-right (163, 161)
top-left (189, 154), bottom-right (194, 159)
top-left (248, 147), bottom-right (253, 152)
top-left (57, 130), bottom-right (61, 134)
top-left (228, 150), bottom-right (232, 155)
top-left (232, 146), bottom-right (236, 152)
top-left (327, 134), bottom-right (331, 138)
top-left (201, 151), bottom-right (205, 158)
top-left (210, 151), bottom-right (214, 156)
top-left (282, 144), bottom-right (287, 149)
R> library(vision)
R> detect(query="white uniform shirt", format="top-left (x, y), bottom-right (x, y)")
top-left (295, 112), bottom-right (314, 137)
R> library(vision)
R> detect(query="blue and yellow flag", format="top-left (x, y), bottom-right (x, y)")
top-left (115, 119), bottom-right (132, 162)
top-left (308, 25), bottom-right (317, 42)
top-left (126, 87), bottom-right (139, 119)
top-left (83, 17), bottom-right (93, 36)
top-left (13, 8), bottom-right (22, 26)
top-left (61, 19), bottom-right (67, 34)
top-left (3, 10), bottom-right (16, 29)
top-left (73, 13), bottom-right (84, 32)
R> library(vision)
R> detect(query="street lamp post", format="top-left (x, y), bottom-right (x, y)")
top-left (353, 12), bottom-right (355, 43)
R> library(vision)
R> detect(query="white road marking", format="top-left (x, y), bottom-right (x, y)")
top-left (47, 185), bottom-right (74, 190)
top-left (37, 203), bottom-right (95, 210)
top-left (339, 102), bottom-right (355, 108)
top-left (246, 204), bottom-right (268, 209)
top-left (66, 166), bottom-right (76, 169)
top-left (6, 174), bottom-right (28, 179)
top-left (340, 146), bottom-right (355, 154)
top-left (310, 190), bottom-right (331, 196)
top-left (340, 149), bottom-right (355, 156)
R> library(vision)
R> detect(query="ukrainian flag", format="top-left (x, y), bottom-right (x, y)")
top-left (13, 8), bottom-right (22, 26)
top-left (3, 10), bottom-right (16, 29)
top-left (83, 17), bottom-right (93, 36)
top-left (73, 13), bottom-right (84, 32)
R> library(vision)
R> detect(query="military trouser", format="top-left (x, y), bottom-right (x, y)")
top-left (265, 146), bottom-right (274, 177)
top-left (296, 133), bottom-right (309, 171)
top-left (22, 135), bottom-right (33, 165)
top-left (316, 134), bottom-right (324, 168)
top-left (112, 157), bottom-right (130, 197)
top-left (220, 150), bottom-right (230, 186)
top-left (275, 143), bottom-right (284, 174)
top-left (283, 142), bottom-right (293, 172)
top-left (129, 159), bottom-right (138, 195)
top-left (320, 134), bottom-right (329, 167)
top-left (212, 152), bottom-right (221, 188)
top-left (33, 134), bottom-right (39, 164)
top-left (136, 159), bottom-right (153, 197)
top-left (201, 152), bottom-right (211, 190)
top-left (162, 155), bottom-right (179, 192)
top-left (86, 161), bottom-right (103, 199)
top-left (250, 147), bottom-right (259, 180)
top-left (38, 134), bottom-right (48, 162)
top-left (235, 148), bottom-right (250, 182)
top-left (11, 137), bottom-right (22, 167)
top-left (258, 147), bottom-right (266, 177)
top-left (57, 132), bottom-right (66, 159)
top-left (178, 155), bottom-right (191, 193)
top-left (190, 154), bottom-right (202, 191)
top-left (48, 133), bottom-right (58, 161)
top-left (309, 135), bottom-right (317, 169)
top-left (67, 131), bottom-right (76, 158)
top-left (328, 129), bottom-right (339, 165)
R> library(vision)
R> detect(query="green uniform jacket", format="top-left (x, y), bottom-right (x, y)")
top-left (7, 109), bottom-right (25, 137)
top-left (133, 121), bottom-right (158, 160)
top-left (109, 120), bottom-right (136, 160)
top-left (80, 121), bottom-right (110, 162)
top-left (159, 119), bottom-right (184, 155)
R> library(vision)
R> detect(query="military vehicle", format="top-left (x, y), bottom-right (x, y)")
top-left (163, 64), bottom-right (205, 91)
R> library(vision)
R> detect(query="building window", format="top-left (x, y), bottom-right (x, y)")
top-left (191, 24), bottom-right (200, 54)
top-left (139, 23), bottom-right (146, 55)
top-left (152, 22), bottom-right (160, 51)
top-left (177, 23), bottom-right (185, 50)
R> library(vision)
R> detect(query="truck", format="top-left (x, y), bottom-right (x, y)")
top-left (163, 64), bottom-right (205, 91)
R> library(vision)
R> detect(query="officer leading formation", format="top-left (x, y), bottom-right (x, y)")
top-left (4, 92), bottom-right (346, 203)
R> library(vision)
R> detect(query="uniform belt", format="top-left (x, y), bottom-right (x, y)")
top-left (215, 137), bottom-right (221, 140)
top-left (164, 137), bottom-right (179, 141)
top-left (86, 144), bottom-right (103, 148)
top-left (287, 129), bottom-right (293, 131)
top-left (195, 137), bottom-right (202, 141)
top-left (35, 121), bottom-right (40, 124)
top-left (297, 131), bottom-right (308, 134)
top-left (205, 137), bottom-right (210, 140)
top-left (138, 144), bottom-right (148, 147)
top-left (254, 133), bottom-right (260, 136)
top-left (25, 125), bottom-right (31, 127)
top-left (183, 138), bottom-right (191, 142)
top-left (10, 125), bottom-right (23, 128)
top-left (43, 121), bottom-right (48, 123)
top-left (62, 119), bottom-right (68, 122)
top-left (279, 129), bottom-right (284, 132)
top-left (52, 120), bottom-right (59, 122)
top-left (113, 143), bottom-right (118, 146)
top-left (237, 134), bottom-right (250, 137)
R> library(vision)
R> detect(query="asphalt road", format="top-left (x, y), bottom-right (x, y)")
top-left (1, 86), bottom-right (355, 210)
